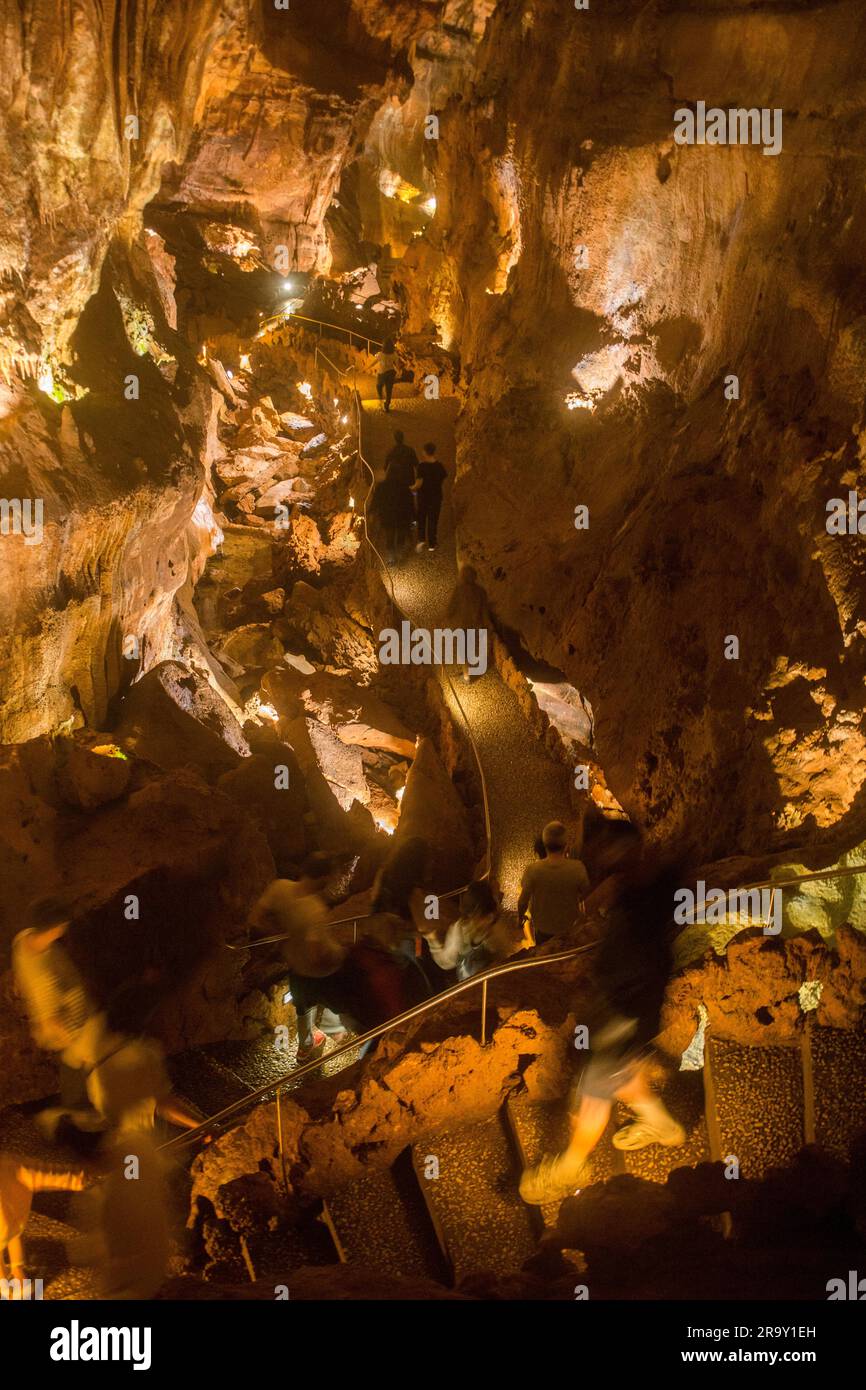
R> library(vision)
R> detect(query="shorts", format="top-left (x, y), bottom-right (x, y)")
top-left (571, 1014), bottom-right (647, 1105)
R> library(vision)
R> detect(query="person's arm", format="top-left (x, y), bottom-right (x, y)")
top-left (427, 919), bottom-right (463, 970)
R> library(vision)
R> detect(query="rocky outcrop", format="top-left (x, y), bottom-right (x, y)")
top-left (398, 0), bottom-right (866, 861)
top-left (191, 1005), bottom-right (570, 1218)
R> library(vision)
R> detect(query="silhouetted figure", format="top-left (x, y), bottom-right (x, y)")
top-left (371, 471), bottom-right (415, 563)
top-left (520, 822), bottom-right (686, 1206)
top-left (375, 338), bottom-right (399, 411)
top-left (445, 563), bottom-right (490, 682)
top-left (413, 442), bottom-right (447, 552)
top-left (384, 429), bottom-right (418, 488)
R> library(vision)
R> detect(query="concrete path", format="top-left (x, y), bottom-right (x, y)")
top-left (361, 394), bottom-right (574, 905)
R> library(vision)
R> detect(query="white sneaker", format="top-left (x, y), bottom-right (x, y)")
top-left (519, 1153), bottom-right (592, 1205)
top-left (415, 541), bottom-right (427, 552)
top-left (612, 1118), bottom-right (686, 1150)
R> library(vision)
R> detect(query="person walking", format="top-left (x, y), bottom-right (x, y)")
top-left (445, 563), bottom-right (491, 682)
top-left (517, 820), bottom-right (589, 945)
top-left (372, 472), bottom-right (415, 563)
top-left (375, 338), bottom-right (399, 411)
top-left (384, 429), bottom-right (418, 487)
top-left (519, 825), bottom-right (686, 1205)
top-left (248, 855), bottom-right (354, 1062)
top-left (413, 443), bottom-right (447, 552)
top-left (420, 880), bottom-right (511, 980)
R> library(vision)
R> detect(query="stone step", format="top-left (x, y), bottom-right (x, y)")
top-left (505, 1092), bottom-right (620, 1228)
top-left (411, 1111), bottom-right (537, 1284)
top-left (707, 1037), bottom-right (805, 1179)
top-left (809, 1023), bottom-right (866, 1161)
top-left (167, 1048), bottom-right (253, 1120)
top-left (616, 1068), bottom-right (710, 1184)
top-left (322, 1149), bottom-right (447, 1283)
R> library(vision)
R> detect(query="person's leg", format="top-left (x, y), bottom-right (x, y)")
top-left (520, 1046), bottom-right (620, 1204)
top-left (6, 1233), bottom-right (25, 1283)
top-left (428, 497), bottom-right (441, 549)
top-left (385, 371), bottom-right (395, 409)
top-left (318, 1006), bottom-right (348, 1039)
top-left (416, 495), bottom-right (429, 549)
top-left (611, 1059), bottom-right (686, 1149)
top-left (376, 373), bottom-right (385, 401)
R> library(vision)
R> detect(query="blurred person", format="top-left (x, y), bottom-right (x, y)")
top-left (0, 1157), bottom-right (87, 1290)
top-left (12, 901), bottom-right (101, 1137)
top-left (520, 825), bottom-right (686, 1205)
top-left (370, 836), bottom-right (432, 949)
top-left (412, 442), bottom-right (447, 552)
top-left (249, 854), bottom-right (355, 1061)
top-left (371, 470), bottom-right (415, 563)
top-left (420, 880), bottom-right (511, 981)
top-left (71, 1021), bottom-right (204, 1299)
top-left (517, 820), bottom-right (589, 945)
top-left (445, 563), bottom-right (490, 683)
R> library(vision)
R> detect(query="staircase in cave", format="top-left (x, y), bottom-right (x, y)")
top-left (164, 1022), bottom-right (866, 1290)
top-left (147, 358), bottom-right (866, 1291)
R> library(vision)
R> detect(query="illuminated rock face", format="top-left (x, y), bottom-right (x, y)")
top-left (397, 0), bottom-right (866, 857)
top-left (2, 1), bottom-right (866, 849)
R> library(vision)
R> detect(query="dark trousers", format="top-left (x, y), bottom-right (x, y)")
top-left (417, 493), bottom-right (442, 547)
top-left (377, 371), bottom-right (396, 409)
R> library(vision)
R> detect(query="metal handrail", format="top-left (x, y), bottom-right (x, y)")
top-left (160, 940), bottom-right (595, 1152)
top-left (259, 309), bottom-right (384, 356)
top-left (678, 858), bottom-right (866, 924)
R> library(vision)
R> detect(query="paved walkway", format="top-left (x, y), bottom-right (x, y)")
top-left (361, 394), bottom-right (574, 905)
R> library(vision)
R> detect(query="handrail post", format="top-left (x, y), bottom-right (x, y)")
top-left (480, 976), bottom-right (488, 1045)
top-left (275, 1087), bottom-right (289, 1195)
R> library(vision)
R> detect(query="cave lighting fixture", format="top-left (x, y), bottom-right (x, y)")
top-left (565, 391), bottom-right (595, 412)
top-left (258, 703), bottom-right (279, 722)
top-left (297, 381), bottom-right (313, 400)
top-left (422, 195), bottom-right (437, 216)
top-left (239, 353), bottom-right (251, 371)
